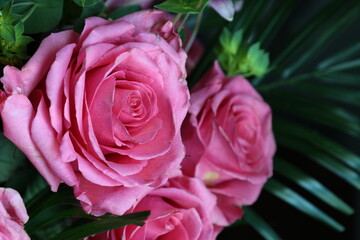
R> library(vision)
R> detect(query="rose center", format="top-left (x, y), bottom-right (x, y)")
top-left (128, 94), bottom-right (143, 116)
top-left (236, 119), bottom-right (256, 144)
top-left (164, 211), bottom-right (183, 231)
top-left (113, 87), bottom-right (147, 124)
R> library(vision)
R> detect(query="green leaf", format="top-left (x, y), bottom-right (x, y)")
top-left (265, 179), bottom-right (345, 232)
top-left (50, 211), bottom-right (150, 240)
top-left (23, 174), bottom-right (48, 203)
top-left (230, 0), bottom-right (268, 36)
top-left (12, 0), bottom-right (64, 34)
top-left (155, 0), bottom-right (210, 14)
top-left (292, 82), bottom-right (360, 106)
top-left (0, 0), bottom-right (8, 8)
top-left (0, 23), bottom-right (16, 42)
top-left (323, 59), bottom-right (360, 73)
top-left (0, 132), bottom-right (26, 183)
top-left (1, 1), bottom-right (22, 23)
top-left (273, 0), bottom-right (351, 67)
top-left (26, 207), bottom-right (94, 233)
top-left (27, 187), bottom-right (80, 218)
top-left (318, 41), bottom-right (360, 70)
top-left (277, 135), bottom-right (360, 190)
top-left (274, 118), bottom-right (360, 173)
top-left (1, 0), bottom-right (11, 16)
top-left (243, 207), bottom-right (281, 240)
top-left (179, 28), bottom-right (186, 44)
top-left (275, 158), bottom-right (354, 215)
top-left (268, 92), bottom-right (360, 136)
top-left (73, 1), bottom-right (104, 32)
top-left (317, 72), bottom-right (360, 86)
top-left (282, 2), bottom-right (360, 78)
top-left (257, 1), bottom-right (296, 46)
top-left (73, 0), bottom-right (100, 7)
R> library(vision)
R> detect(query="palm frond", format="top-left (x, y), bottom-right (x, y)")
top-left (215, 0), bottom-right (360, 238)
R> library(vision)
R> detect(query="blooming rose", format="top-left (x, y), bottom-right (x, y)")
top-left (0, 10), bottom-right (189, 216)
top-left (0, 188), bottom-right (30, 240)
top-left (181, 62), bottom-right (275, 225)
top-left (90, 176), bottom-right (220, 240)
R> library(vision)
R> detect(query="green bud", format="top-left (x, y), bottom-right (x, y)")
top-left (242, 42), bottom-right (269, 77)
top-left (217, 29), bottom-right (269, 78)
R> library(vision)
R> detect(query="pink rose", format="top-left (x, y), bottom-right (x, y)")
top-left (0, 10), bottom-right (189, 216)
top-left (90, 176), bottom-right (220, 240)
top-left (181, 62), bottom-right (275, 225)
top-left (0, 188), bottom-right (30, 240)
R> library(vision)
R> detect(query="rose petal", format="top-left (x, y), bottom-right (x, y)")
top-left (75, 174), bottom-right (152, 216)
top-left (0, 188), bottom-right (29, 224)
top-left (209, 0), bottom-right (235, 21)
top-left (46, 43), bottom-right (77, 137)
top-left (1, 95), bottom-right (61, 191)
top-left (31, 92), bottom-right (78, 187)
top-left (1, 31), bottom-right (78, 96)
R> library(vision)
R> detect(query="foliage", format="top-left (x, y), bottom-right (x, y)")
top-left (0, 0), bottom-right (359, 239)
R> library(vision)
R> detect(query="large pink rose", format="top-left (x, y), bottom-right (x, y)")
top-left (0, 188), bottom-right (30, 240)
top-left (0, 10), bottom-right (189, 216)
top-left (90, 176), bottom-right (220, 240)
top-left (181, 62), bottom-right (275, 225)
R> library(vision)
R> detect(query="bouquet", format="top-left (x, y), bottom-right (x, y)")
top-left (0, 0), bottom-right (359, 239)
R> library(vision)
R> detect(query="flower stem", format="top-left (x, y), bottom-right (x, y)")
top-left (185, 11), bottom-right (203, 53)
top-left (173, 13), bottom-right (182, 25)
top-left (177, 13), bottom-right (190, 33)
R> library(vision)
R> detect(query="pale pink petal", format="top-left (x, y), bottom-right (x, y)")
top-left (78, 17), bottom-right (110, 48)
top-left (1, 31), bottom-right (78, 96)
top-left (209, 0), bottom-right (235, 21)
top-left (46, 43), bottom-right (77, 136)
top-left (30, 93), bottom-right (78, 187)
top-left (75, 174), bottom-right (152, 216)
top-left (81, 20), bottom-right (135, 49)
top-left (1, 95), bottom-right (61, 191)
top-left (137, 134), bottom-right (184, 186)
top-left (0, 188), bottom-right (29, 224)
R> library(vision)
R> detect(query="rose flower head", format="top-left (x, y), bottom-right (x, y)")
top-left (0, 10), bottom-right (189, 216)
top-left (182, 62), bottom-right (275, 225)
top-left (89, 176), bottom-right (221, 240)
